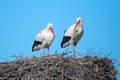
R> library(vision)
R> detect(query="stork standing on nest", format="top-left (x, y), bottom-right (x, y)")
top-left (61, 17), bottom-right (84, 58)
top-left (32, 23), bottom-right (55, 57)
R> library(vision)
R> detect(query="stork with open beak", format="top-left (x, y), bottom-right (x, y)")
top-left (61, 17), bottom-right (83, 58)
top-left (32, 23), bottom-right (55, 57)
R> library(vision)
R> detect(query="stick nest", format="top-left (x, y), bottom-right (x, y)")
top-left (0, 53), bottom-right (117, 80)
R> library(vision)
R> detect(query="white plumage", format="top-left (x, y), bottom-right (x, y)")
top-left (61, 17), bottom-right (83, 58)
top-left (32, 23), bottom-right (55, 56)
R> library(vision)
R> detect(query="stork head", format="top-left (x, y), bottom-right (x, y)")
top-left (47, 23), bottom-right (55, 35)
top-left (47, 23), bottom-right (53, 29)
top-left (76, 17), bottom-right (82, 25)
top-left (75, 17), bottom-right (83, 29)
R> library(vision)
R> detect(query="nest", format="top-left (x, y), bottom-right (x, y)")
top-left (0, 53), bottom-right (117, 80)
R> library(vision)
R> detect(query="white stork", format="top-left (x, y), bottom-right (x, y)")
top-left (61, 17), bottom-right (83, 58)
top-left (32, 23), bottom-right (55, 56)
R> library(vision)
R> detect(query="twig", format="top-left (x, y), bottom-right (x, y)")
top-left (0, 57), bottom-right (8, 62)
top-left (49, 60), bottom-right (64, 71)
top-left (106, 50), bottom-right (112, 57)
top-left (60, 51), bottom-right (72, 58)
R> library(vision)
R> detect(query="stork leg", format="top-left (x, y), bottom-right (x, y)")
top-left (72, 45), bottom-right (76, 58)
top-left (43, 48), bottom-right (46, 57)
top-left (48, 48), bottom-right (50, 56)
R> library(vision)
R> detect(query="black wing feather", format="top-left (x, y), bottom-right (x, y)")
top-left (61, 36), bottom-right (71, 48)
top-left (64, 29), bottom-right (67, 33)
top-left (32, 40), bottom-right (42, 52)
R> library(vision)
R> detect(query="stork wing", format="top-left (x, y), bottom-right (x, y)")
top-left (32, 29), bottom-right (47, 51)
top-left (61, 24), bottom-right (75, 48)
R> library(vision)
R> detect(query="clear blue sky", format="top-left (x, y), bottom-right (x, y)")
top-left (0, 0), bottom-right (120, 63)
